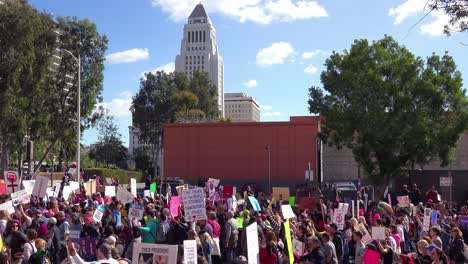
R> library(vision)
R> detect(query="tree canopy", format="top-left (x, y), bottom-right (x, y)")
top-left (428, 0), bottom-right (468, 35)
top-left (308, 36), bottom-right (468, 185)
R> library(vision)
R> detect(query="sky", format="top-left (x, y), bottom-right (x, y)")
top-left (29, 0), bottom-right (468, 147)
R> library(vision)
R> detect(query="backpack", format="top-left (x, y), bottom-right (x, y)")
top-left (29, 250), bottom-right (51, 264)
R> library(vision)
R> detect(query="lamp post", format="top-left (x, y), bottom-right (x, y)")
top-left (61, 49), bottom-right (81, 183)
top-left (265, 145), bottom-right (271, 191)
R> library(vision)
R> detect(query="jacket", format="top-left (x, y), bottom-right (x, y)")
top-left (140, 219), bottom-right (159, 243)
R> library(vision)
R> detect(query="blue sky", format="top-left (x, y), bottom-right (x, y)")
top-left (29, 0), bottom-right (468, 147)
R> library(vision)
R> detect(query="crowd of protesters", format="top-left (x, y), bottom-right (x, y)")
top-left (0, 174), bottom-right (466, 264)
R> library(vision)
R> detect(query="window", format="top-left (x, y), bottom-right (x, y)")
top-left (196, 31), bottom-right (198, 42)
top-left (189, 56), bottom-right (192, 59)
top-left (202, 56), bottom-right (204, 60)
top-left (185, 61), bottom-right (188, 65)
top-left (203, 46), bottom-right (206, 50)
top-left (203, 31), bottom-right (206, 42)
top-left (185, 66), bottom-right (187, 70)
top-left (202, 66), bottom-right (204, 70)
top-left (185, 56), bottom-right (188, 60)
top-left (188, 32), bottom-right (190, 42)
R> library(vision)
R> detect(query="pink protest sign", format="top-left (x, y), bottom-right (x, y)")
top-left (170, 196), bottom-right (182, 217)
top-left (363, 249), bottom-right (381, 264)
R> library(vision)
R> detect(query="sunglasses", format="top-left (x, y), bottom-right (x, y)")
top-left (12, 224), bottom-right (18, 227)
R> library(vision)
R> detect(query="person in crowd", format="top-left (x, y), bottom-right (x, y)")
top-left (68, 240), bottom-right (119, 264)
top-left (299, 236), bottom-right (325, 264)
top-left (28, 238), bottom-right (52, 264)
top-left (425, 186), bottom-right (439, 203)
top-left (353, 231), bottom-right (365, 264)
top-left (431, 248), bottom-right (448, 264)
top-left (410, 184), bottom-right (422, 204)
top-left (327, 223), bottom-right (344, 263)
top-left (140, 210), bottom-right (159, 244)
top-left (199, 230), bottom-right (213, 264)
top-left (23, 229), bottom-right (38, 262)
top-left (448, 227), bottom-right (466, 264)
top-left (429, 226), bottom-right (443, 249)
top-left (224, 210), bottom-right (239, 262)
top-left (5, 220), bottom-right (27, 263)
top-left (377, 239), bottom-right (394, 264)
top-left (414, 240), bottom-right (432, 264)
top-left (322, 233), bottom-right (338, 264)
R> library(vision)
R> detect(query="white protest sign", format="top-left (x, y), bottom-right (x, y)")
top-left (132, 243), bottom-right (178, 264)
top-left (371, 227), bottom-right (386, 240)
top-left (128, 204), bottom-right (144, 220)
top-left (130, 178), bottom-right (137, 197)
top-left (208, 178), bottom-right (220, 187)
top-left (423, 208), bottom-right (432, 231)
top-left (22, 180), bottom-right (35, 195)
top-left (207, 180), bottom-right (216, 199)
top-left (355, 223), bottom-right (373, 244)
top-left (62, 186), bottom-right (73, 200)
top-left (183, 240), bottom-right (197, 264)
top-left (105, 186), bottom-right (116, 197)
top-left (52, 183), bottom-right (61, 198)
top-left (0, 200), bottom-right (14, 214)
top-left (93, 205), bottom-right (105, 222)
top-left (182, 188), bottom-right (207, 221)
top-left (11, 189), bottom-right (30, 206)
top-left (46, 188), bottom-right (54, 200)
top-left (246, 222), bottom-right (259, 264)
top-left (116, 186), bottom-right (135, 205)
top-left (32, 176), bottom-right (49, 198)
top-left (281, 204), bottom-right (296, 219)
top-left (69, 181), bottom-right (80, 191)
top-left (293, 239), bottom-right (304, 256)
top-left (333, 209), bottom-right (346, 230)
top-left (397, 195), bottom-right (410, 207)
top-left (4, 171), bottom-right (19, 194)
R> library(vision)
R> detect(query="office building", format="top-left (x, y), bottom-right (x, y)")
top-left (224, 93), bottom-right (260, 122)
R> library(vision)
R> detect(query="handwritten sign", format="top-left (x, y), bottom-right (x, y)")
top-left (397, 195), bottom-right (410, 207)
top-left (32, 176), bottom-right (48, 198)
top-left (281, 204), bottom-right (296, 219)
top-left (93, 205), bottom-right (105, 222)
top-left (170, 196), bottom-right (182, 217)
top-left (129, 204), bottom-right (144, 220)
top-left (272, 187), bottom-right (290, 201)
top-left (116, 186), bottom-right (135, 205)
top-left (182, 188), bottom-right (206, 220)
top-left (22, 180), bottom-right (35, 195)
top-left (183, 240), bottom-right (197, 264)
top-left (11, 189), bottom-right (30, 205)
top-left (355, 223), bottom-right (373, 244)
top-left (105, 186), bottom-right (116, 197)
top-left (371, 227), bottom-right (386, 240)
top-left (0, 200), bottom-right (14, 214)
top-left (423, 208), bottom-right (432, 232)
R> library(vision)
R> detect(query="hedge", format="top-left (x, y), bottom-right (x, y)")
top-left (83, 168), bottom-right (143, 184)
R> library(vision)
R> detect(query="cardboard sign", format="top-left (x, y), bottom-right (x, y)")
top-left (132, 243), bottom-right (178, 264)
top-left (116, 186), bottom-right (135, 205)
top-left (11, 189), bottom-right (30, 206)
top-left (355, 223), bottom-right (373, 244)
top-left (246, 222), bottom-right (259, 264)
top-left (272, 187), bottom-right (290, 201)
top-left (130, 178), bottom-right (137, 197)
top-left (223, 185), bottom-right (234, 198)
top-left (93, 205), bottom-right (105, 222)
top-left (371, 227), bottom-right (386, 240)
top-left (170, 196), bottom-right (182, 217)
top-left (85, 180), bottom-right (96, 195)
top-left (4, 171), bottom-right (19, 194)
top-left (105, 186), bottom-right (116, 197)
top-left (333, 209), bottom-right (346, 230)
top-left (22, 180), bottom-right (35, 195)
top-left (182, 188), bottom-right (206, 220)
top-left (299, 197), bottom-right (316, 210)
top-left (281, 204), bottom-right (296, 219)
top-left (183, 240), bottom-right (197, 264)
top-left (0, 200), bottom-right (14, 214)
top-left (397, 196), bottom-right (410, 207)
top-left (248, 196), bottom-right (261, 211)
top-left (129, 204), bottom-right (144, 220)
top-left (423, 208), bottom-right (432, 232)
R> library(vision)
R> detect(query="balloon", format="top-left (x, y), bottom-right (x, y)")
top-left (376, 201), bottom-right (393, 216)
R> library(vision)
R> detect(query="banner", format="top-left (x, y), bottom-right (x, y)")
top-left (182, 188), bottom-right (206, 221)
top-left (105, 186), bottom-right (116, 197)
top-left (281, 204), bottom-right (296, 219)
top-left (4, 171), bottom-right (19, 194)
top-left (371, 226), bottom-right (386, 240)
top-left (32, 176), bottom-right (48, 198)
top-left (248, 196), bottom-right (261, 211)
top-left (183, 240), bottom-right (197, 264)
top-left (93, 205), bottom-right (105, 222)
top-left (397, 195), bottom-right (410, 207)
top-left (333, 209), bottom-right (346, 230)
top-left (272, 187), bottom-right (290, 201)
top-left (246, 222), bottom-right (259, 264)
top-left (170, 196), bottom-right (182, 217)
top-left (132, 243), bottom-right (178, 264)
top-left (11, 189), bottom-right (30, 206)
top-left (116, 186), bottom-right (135, 205)
top-left (130, 178), bottom-right (137, 197)
top-left (423, 208), bottom-right (432, 231)
top-left (0, 201), bottom-right (14, 214)
top-left (129, 204), bottom-right (144, 220)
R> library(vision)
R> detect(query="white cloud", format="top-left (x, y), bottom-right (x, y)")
top-left (420, 10), bottom-right (450, 36)
top-left (388, 0), bottom-right (426, 25)
top-left (106, 48), bottom-right (149, 64)
top-left (152, 0), bottom-right (327, 24)
top-left (99, 91), bottom-right (133, 118)
top-left (304, 65), bottom-right (318, 74)
top-left (256, 42), bottom-right (294, 66)
top-left (260, 105), bottom-right (273, 110)
top-left (263, 111), bottom-right (281, 117)
top-left (301, 49), bottom-right (326, 59)
top-left (244, 79), bottom-right (258, 88)
top-left (152, 62), bottom-right (175, 73)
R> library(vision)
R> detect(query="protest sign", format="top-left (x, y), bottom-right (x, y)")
top-left (246, 222), bottom-right (259, 264)
top-left (431, 210), bottom-right (438, 225)
top-left (423, 208), bottom-right (432, 232)
top-left (132, 243), bottom-right (178, 264)
top-left (0, 183), bottom-right (6, 195)
top-left (22, 180), bottom-right (35, 195)
top-left (62, 186), bottom-right (73, 200)
top-left (207, 179), bottom-right (216, 199)
top-left (397, 195), bottom-right (410, 207)
top-left (32, 176), bottom-right (48, 198)
top-left (4, 171), bottom-right (19, 194)
top-left (208, 178), bottom-right (220, 187)
top-left (93, 205), bottom-right (105, 222)
top-left (85, 180), bottom-right (96, 195)
top-left (184, 240), bottom-right (197, 264)
top-left (355, 223), bottom-right (373, 244)
top-left (227, 198), bottom-right (233, 211)
top-left (53, 183), bottom-right (61, 198)
top-left (143, 190), bottom-right (154, 199)
top-left (105, 178), bottom-right (112, 186)
top-left (371, 227), bottom-right (386, 240)
top-left (11, 189), bottom-right (30, 206)
top-left (150, 183), bottom-right (157, 193)
top-left (105, 186), bottom-right (116, 197)
top-left (281, 204), bottom-right (296, 219)
top-left (292, 239), bottom-right (304, 256)
top-left (77, 237), bottom-right (99, 261)
top-left (285, 219), bottom-right (294, 264)
top-left (333, 209), bottom-right (346, 230)
top-left (223, 185), bottom-right (234, 198)
top-left (129, 204), bottom-right (144, 220)
top-left (236, 217), bottom-right (244, 229)
top-left (69, 225), bottom-right (82, 243)
top-left (299, 197), bottom-right (316, 210)
top-left (116, 186), bottom-right (135, 205)
top-left (69, 181), bottom-right (80, 191)
top-left (182, 188), bottom-right (206, 220)
top-left (248, 196), bottom-right (261, 211)
top-left (289, 196), bottom-right (295, 205)
top-left (130, 178), bottom-right (137, 197)
top-left (170, 196), bottom-right (182, 217)
top-left (272, 187), bottom-right (290, 201)
top-left (0, 201), bottom-right (14, 214)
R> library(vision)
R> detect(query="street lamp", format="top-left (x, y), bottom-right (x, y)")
top-left (265, 145), bottom-right (271, 191)
top-left (61, 49), bottom-right (81, 183)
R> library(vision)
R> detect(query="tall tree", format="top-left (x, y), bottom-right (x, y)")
top-left (189, 70), bottom-right (219, 119)
top-left (428, 0), bottom-right (468, 35)
top-left (308, 36), bottom-right (468, 187)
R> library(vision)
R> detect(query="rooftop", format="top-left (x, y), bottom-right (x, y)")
top-left (189, 3), bottom-right (208, 19)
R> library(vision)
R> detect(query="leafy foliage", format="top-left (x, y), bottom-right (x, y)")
top-left (308, 36), bottom-right (468, 184)
top-left (428, 0), bottom-right (468, 35)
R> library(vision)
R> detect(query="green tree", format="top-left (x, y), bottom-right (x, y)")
top-left (133, 148), bottom-right (152, 173)
top-left (89, 112), bottom-right (127, 169)
top-left (428, 0), bottom-right (468, 35)
top-left (308, 36), bottom-right (468, 187)
top-left (189, 70), bottom-right (219, 119)
top-left (173, 90), bottom-right (206, 122)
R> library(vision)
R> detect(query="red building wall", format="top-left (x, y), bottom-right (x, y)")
top-left (162, 116), bottom-right (320, 190)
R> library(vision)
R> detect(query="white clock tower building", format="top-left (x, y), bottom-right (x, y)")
top-left (175, 3), bottom-right (224, 117)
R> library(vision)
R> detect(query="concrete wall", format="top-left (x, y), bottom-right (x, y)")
top-left (322, 144), bottom-right (360, 182)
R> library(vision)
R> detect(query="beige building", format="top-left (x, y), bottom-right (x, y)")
top-left (224, 93), bottom-right (260, 122)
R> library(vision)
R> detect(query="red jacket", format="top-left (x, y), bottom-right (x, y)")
top-left (207, 219), bottom-right (221, 238)
top-left (259, 247), bottom-right (277, 264)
